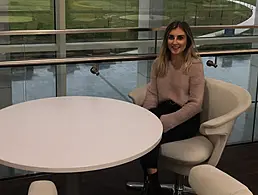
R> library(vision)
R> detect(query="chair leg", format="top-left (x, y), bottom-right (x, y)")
top-left (126, 174), bottom-right (196, 194)
top-left (126, 181), bottom-right (144, 190)
top-left (184, 186), bottom-right (196, 194)
top-left (174, 174), bottom-right (196, 195)
top-left (174, 174), bottom-right (184, 195)
top-left (126, 181), bottom-right (174, 191)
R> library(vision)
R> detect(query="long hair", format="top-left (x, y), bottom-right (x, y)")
top-left (155, 21), bottom-right (200, 77)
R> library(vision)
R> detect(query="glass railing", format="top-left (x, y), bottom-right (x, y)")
top-left (0, 25), bottom-right (258, 61)
top-left (0, 51), bottom-right (258, 141)
top-left (0, 51), bottom-right (258, 144)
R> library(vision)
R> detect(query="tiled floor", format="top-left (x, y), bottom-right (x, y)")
top-left (0, 142), bottom-right (258, 195)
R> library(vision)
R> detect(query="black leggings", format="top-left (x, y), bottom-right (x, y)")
top-left (140, 100), bottom-right (200, 170)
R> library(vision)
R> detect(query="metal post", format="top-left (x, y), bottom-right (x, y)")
top-left (55, 0), bottom-right (67, 96)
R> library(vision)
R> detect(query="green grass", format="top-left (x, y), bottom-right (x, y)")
top-left (7, 0), bottom-right (257, 30)
top-left (73, 0), bottom-right (137, 12)
top-left (0, 16), bottom-right (32, 23)
top-left (9, 0), bottom-right (51, 11)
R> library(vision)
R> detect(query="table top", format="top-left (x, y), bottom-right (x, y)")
top-left (0, 96), bottom-right (162, 173)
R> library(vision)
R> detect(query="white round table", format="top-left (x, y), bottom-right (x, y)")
top-left (0, 96), bottom-right (162, 174)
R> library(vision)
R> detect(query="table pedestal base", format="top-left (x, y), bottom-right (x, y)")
top-left (65, 173), bottom-right (81, 195)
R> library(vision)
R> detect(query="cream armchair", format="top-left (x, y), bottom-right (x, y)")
top-left (126, 77), bottom-right (251, 195)
top-left (189, 165), bottom-right (253, 195)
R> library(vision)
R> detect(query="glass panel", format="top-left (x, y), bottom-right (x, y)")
top-left (166, 0), bottom-right (253, 26)
top-left (0, 68), bottom-right (12, 109)
top-left (255, 109), bottom-right (258, 141)
top-left (0, 34), bottom-right (56, 62)
top-left (67, 31), bottom-right (140, 43)
top-left (202, 54), bottom-right (256, 144)
top-left (10, 35), bottom-right (56, 44)
top-left (67, 61), bottom-right (137, 101)
top-left (66, 31), bottom-right (156, 57)
top-left (11, 51), bottom-right (56, 61)
top-left (0, 0), bottom-right (54, 30)
top-left (192, 27), bottom-right (258, 38)
top-left (228, 103), bottom-right (254, 144)
top-left (65, 0), bottom-right (255, 28)
top-left (0, 65), bottom-right (56, 179)
top-left (203, 54), bottom-right (256, 100)
top-left (12, 65), bottom-right (56, 104)
top-left (66, 0), bottom-right (139, 29)
top-left (253, 54), bottom-right (258, 141)
top-left (198, 43), bottom-right (253, 52)
top-left (0, 0), bottom-right (55, 61)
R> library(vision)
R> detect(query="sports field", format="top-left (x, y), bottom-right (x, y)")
top-left (5, 0), bottom-right (257, 30)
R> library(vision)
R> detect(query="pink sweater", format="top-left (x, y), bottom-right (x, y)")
top-left (142, 58), bottom-right (205, 132)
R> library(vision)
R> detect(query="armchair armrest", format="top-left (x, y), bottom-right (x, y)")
top-left (200, 102), bottom-right (251, 136)
top-left (200, 117), bottom-right (236, 136)
top-left (128, 85), bottom-right (147, 106)
top-left (200, 83), bottom-right (251, 136)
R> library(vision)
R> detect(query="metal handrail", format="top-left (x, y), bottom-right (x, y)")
top-left (0, 25), bottom-right (257, 36)
top-left (0, 49), bottom-right (258, 68)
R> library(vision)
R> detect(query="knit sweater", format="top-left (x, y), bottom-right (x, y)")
top-left (142, 58), bottom-right (205, 132)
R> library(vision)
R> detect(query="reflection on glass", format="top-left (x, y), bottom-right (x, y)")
top-left (12, 66), bottom-right (56, 104)
top-left (67, 31), bottom-right (139, 43)
top-left (67, 61), bottom-right (137, 101)
top-left (10, 51), bottom-right (56, 61)
top-left (228, 104), bottom-right (254, 144)
top-left (0, 65), bottom-right (56, 179)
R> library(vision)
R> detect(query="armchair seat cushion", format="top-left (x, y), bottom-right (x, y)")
top-left (161, 136), bottom-right (213, 165)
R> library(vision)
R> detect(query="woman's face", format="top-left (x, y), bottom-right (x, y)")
top-left (167, 27), bottom-right (187, 56)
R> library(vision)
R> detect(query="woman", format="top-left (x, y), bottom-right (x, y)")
top-left (140, 20), bottom-right (205, 195)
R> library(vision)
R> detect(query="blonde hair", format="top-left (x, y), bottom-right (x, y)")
top-left (155, 21), bottom-right (200, 77)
